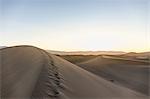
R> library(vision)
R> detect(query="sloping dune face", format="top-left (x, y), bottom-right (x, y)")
top-left (78, 56), bottom-right (150, 96)
top-left (0, 46), bottom-right (147, 99)
top-left (0, 46), bottom-right (60, 99)
top-left (59, 55), bottom-right (98, 64)
top-left (52, 55), bottom-right (148, 99)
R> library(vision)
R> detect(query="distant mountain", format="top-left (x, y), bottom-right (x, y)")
top-left (120, 52), bottom-right (150, 60)
top-left (0, 46), bottom-right (7, 49)
top-left (123, 52), bottom-right (150, 56)
top-left (47, 50), bottom-right (126, 55)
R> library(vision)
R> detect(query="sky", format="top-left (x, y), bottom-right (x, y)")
top-left (0, 0), bottom-right (149, 52)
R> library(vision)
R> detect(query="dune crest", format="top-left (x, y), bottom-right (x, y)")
top-left (78, 56), bottom-right (150, 95)
top-left (0, 46), bottom-right (60, 98)
top-left (0, 46), bottom-right (147, 99)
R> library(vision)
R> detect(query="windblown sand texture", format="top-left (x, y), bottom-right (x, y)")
top-left (0, 46), bottom-right (148, 99)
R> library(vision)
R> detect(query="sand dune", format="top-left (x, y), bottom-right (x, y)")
top-left (110, 52), bottom-right (150, 62)
top-left (47, 50), bottom-right (125, 55)
top-left (59, 55), bottom-right (98, 64)
top-left (0, 46), bottom-right (60, 99)
top-left (0, 46), bottom-right (148, 99)
top-left (78, 56), bottom-right (150, 96)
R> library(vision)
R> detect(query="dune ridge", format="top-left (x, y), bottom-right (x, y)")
top-left (0, 46), bottom-right (60, 99)
top-left (0, 46), bottom-right (148, 99)
top-left (78, 56), bottom-right (150, 95)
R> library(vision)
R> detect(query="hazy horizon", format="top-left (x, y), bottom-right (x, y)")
top-left (1, 45), bottom-right (150, 53)
top-left (1, 0), bottom-right (150, 52)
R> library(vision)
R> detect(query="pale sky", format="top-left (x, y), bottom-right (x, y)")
top-left (0, 0), bottom-right (149, 52)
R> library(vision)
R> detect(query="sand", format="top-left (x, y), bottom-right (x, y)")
top-left (59, 55), bottom-right (98, 64)
top-left (78, 56), bottom-right (150, 96)
top-left (0, 46), bottom-right (148, 99)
